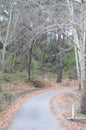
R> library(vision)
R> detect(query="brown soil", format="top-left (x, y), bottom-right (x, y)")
top-left (50, 88), bottom-right (86, 130)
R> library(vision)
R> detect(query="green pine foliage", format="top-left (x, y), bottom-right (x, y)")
top-left (63, 48), bottom-right (75, 75)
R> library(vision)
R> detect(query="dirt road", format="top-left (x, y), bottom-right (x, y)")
top-left (9, 89), bottom-right (71, 130)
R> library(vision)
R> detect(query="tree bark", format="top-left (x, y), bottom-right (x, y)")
top-left (80, 82), bottom-right (86, 114)
top-left (74, 34), bottom-right (81, 89)
top-left (57, 32), bottom-right (63, 83)
top-left (28, 40), bottom-right (34, 81)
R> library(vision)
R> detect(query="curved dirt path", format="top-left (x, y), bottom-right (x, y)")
top-left (9, 89), bottom-right (70, 130)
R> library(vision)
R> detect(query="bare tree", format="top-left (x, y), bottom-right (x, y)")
top-left (1, 0), bottom-right (86, 113)
top-left (66, 0), bottom-right (86, 113)
top-left (0, 1), bottom-right (20, 72)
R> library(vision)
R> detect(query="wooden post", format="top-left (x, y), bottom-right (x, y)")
top-left (72, 104), bottom-right (75, 119)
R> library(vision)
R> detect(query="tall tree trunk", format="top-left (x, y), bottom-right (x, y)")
top-left (66, 0), bottom-right (86, 114)
top-left (79, 1), bottom-right (86, 113)
top-left (80, 82), bottom-right (86, 114)
top-left (57, 32), bottom-right (63, 83)
top-left (28, 40), bottom-right (34, 81)
top-left (28, 50), bottom-right (31, 81)
top-left (74, 31), bottom-right (81, 89)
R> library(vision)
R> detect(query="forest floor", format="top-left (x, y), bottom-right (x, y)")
top-left (0, 74), bottom-right (86, 130)
top-left (50, 80), bottom-right (86, 130)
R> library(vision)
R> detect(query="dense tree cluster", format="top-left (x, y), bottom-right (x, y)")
top-left (0, 0), bottom-right (86, 113)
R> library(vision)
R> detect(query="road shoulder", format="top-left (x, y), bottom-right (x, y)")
top-left (50, 88), bottom-right (86, 130)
